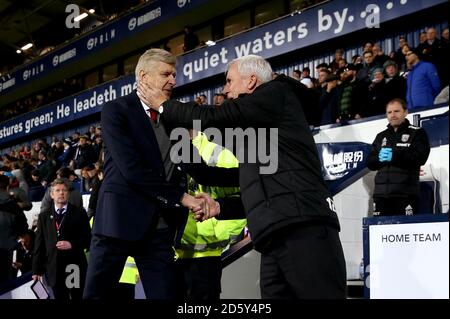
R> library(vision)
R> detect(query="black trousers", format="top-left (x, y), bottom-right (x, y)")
top-left (52, 276), bottom-right (83, 300)
top-left (260, 224), bottom-right (346, 299)
top-left (51, 259), bottom-right (87, 300)
top-left (0, 249), bottom-right (12, 283)
top-left (373, 196), bottom-right (419, 216)
top-left (175, 256), bottom-right (222, 300)
top-left (83, 227), bottom-right (175, 299)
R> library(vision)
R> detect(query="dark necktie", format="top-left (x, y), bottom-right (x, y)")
top-left (146, 108), bottom-right (158, 123)
top-left (55, 208), bottom-right (65, 224)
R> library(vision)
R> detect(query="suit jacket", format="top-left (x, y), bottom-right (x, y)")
top-left (32, 203), bottom-right (91, 287)
top-left (94, 91), bottom-right (187, 242)
top-left (160, 75), bottom-right (341, 252)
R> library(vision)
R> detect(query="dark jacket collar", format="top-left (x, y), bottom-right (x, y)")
top-left (387, 118), bottom-right (411, 132)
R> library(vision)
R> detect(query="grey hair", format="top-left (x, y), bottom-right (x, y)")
top-left (229, 55), bottom-right (273, 84)
top-left (50, 178), bottom-right (70, 192)
top-left (135, 48), bottom-right (176, 81)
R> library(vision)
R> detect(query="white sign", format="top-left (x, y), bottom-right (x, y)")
top-left (369, 222), bottom-right (449, 299)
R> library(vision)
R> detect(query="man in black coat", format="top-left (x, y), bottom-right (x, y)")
top-left (139, 54), bottom-right (347, 299)
top-left (32, 178), bottom-right (91, 299)
top-left (366, 98), bottom-right (430, 216)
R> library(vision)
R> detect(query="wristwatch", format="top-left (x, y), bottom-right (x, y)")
top-left (158, 104), bottom-right (164, 114)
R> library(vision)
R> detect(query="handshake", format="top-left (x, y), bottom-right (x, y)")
top-left (378, 147), bottom-right (393, 162)
top-left (181, 193), bottom-right (220, 222)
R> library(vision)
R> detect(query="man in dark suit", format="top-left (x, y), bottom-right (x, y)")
top-left (139, 54), bottom-right (347, 299)
top-left (83, 49), bottom-right (208, 299)
top-left (32, 178), bottom-right (91, 300)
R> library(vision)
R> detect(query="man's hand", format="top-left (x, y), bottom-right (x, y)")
top-left (12, 262), bottom-right (23, 269)
top-left (32, 275), bottom-right (42, 281)
top-left (181, 193), bottom-right (208, 215)
top-left (193, 193), bottom-right (220, 222)
top-left (56, 240), bottom-right (72, 250)
top-left (379, 147), bottom-right (393, 162)
top-left (137, 81), bottom-right (167, 110)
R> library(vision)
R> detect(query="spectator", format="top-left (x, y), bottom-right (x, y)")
top-left (405, 48), bottom-right (441, 110)
top-left (356, 50), bottom-right (381, 84)
top-left (319, 73), bottom-right (340, 125)
top-left (11, 162), bottom-right (29, 196)
top-left (86, 126), bottom-right (97, 140)
top-left (383, 60), bottom-right (407, 102)
top-left (19, 146), bottom-right (31, 160)
top-left (352, 54), bottom-right (363, 67)
top-left (292, 69), bottom-right (301, 80)
top-left (51, 140), bottom-right (65, 169)
top-left (12, 229), bottom-right (35, 277)
top-left (87, 168), bottom-right (103, 220)
top-left (28, 170), bottom-right (46, 202)
top-left (37, 151), bottom-right (55, 187)
top-left (213, 93), bottom-right (226, 106)
top-left (71, 132), bottom-right (81, 145)
top-left (91, 134), bottom-right (103, 163)
top-left (300, 67), bottom-right (316, 88)
top-left (183, 26), bottom-right (199, 52)
top-left (57, 138), bottom-right (75, 168)
top-left (416, 27), bottom-right (442, 63)
top-left (363, 41), bottom-right (374, 53)
top-left (336, 63), bottom-right (368, 121)
top-left (442, 27), bottom-right (449, 43)
top-left (419, 31), bottom-right (427, 44)
top-left (330, 49), bottom-right (345, 73)
top-left (441, 28), bottom-right (450, 87)
top-left (417, 27), bottom-right (446, 86)
top-left (372, 43), bottom-right (389, 66)
top-left (0, 174), bottom-right (28, 283)
top-left (195, 94), bottom-right (208, 106)
top-left (71, 135), bottom-right (97, 170)
top-left (362, 67), bottom-right (389, 118)
top-left (400, 43), bottom-right (413, 73)
top-left (366, 99), bottom-right (430, 216)
top-left (315, 62), bottom-right (329, 76)
top-left (30, 142), bottom-right (42, 161)
top-left (5, 172), bottom-right (32, 211)
top-left (394, 36), bottom-right (408, 71)
top-left (80, 165), bottom-right (98, 193)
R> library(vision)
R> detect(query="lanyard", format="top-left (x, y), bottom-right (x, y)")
top-left (55, 215), bottom-right (65, 237)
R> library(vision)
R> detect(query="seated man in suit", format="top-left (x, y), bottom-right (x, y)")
top-left (83, 49), bottom-right (216, 299)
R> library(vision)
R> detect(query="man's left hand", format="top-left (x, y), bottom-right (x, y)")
top-left (193, 193), bottom-right (220, 221)
top-left (137, 81), bottom-right (167, 110)
top-left (379, 147), bottom-right (393, 162)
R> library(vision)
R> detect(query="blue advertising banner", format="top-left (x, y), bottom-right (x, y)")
top-left (176, 0), bottom-right (446, 86)
top-left (317, 142), bottom-right (372, 194)
top-left (0, 0), bottom-right (209, 94)
top-left (0, 75), bottom-right (135, 145)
